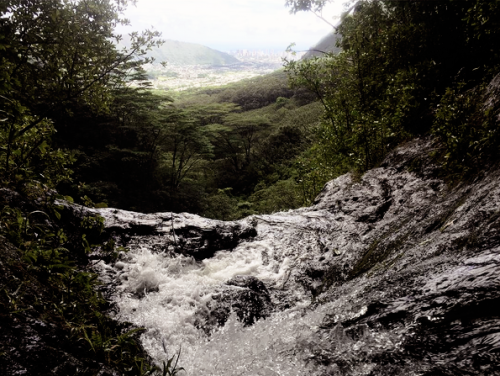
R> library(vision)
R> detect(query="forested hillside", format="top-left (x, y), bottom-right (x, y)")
top-left (6, 1), bottom-right (499, 224)
top-left (58, 0), bottom-right (500, 220)
top-left (285, 0), bottom-right (500, 185)
top-left (50, 69), bottom-right (323, 218)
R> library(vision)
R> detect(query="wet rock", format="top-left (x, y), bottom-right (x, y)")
top-left (91, 209), bottom-right (257, 260)
top-left (196, 275), bottom-right (273, 333)
top-left (173, 222), bottom-right (257, 260)
top-left (263, 136), bottom-right (500, 374)
top-left (484, 72), bottom-right (500, 123)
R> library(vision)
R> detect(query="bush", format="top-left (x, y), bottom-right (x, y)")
top-left (285, 0), bottom-right (500, 180)
top-left (0, 103), bottom-right (74, 194)
top-left (432, 79), bottom-right (500, 178)
top-left (203, 188), bottom-right (240, 221)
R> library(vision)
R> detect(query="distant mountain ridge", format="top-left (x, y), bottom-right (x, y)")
top-left (147, 40), bottom-right (240, 66)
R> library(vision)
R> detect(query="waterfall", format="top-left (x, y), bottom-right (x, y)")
top-left (95, 213), bottom-right (332, 375)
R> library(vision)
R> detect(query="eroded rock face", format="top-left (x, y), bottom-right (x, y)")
top-left (93, 136), bottom-right (500, 375)
top-left (91, 209), bottom-right (257, 260)
top-left (262, 137), bottom-right (500, 375)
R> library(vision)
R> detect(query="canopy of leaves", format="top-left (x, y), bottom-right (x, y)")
top-left (285, 0), bottom-right (500, 189)
top-left (0, 0), bottom-right (162, 194)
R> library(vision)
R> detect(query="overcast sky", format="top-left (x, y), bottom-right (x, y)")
top-left (116, 0), bottom-right (346, 52)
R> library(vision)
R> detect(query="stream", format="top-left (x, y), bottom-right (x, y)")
top-left (95, 213), bottom-right (334, 375)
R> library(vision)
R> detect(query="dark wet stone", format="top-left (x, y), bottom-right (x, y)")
top-left (195, 275), bottom-right (273, 333)
top-left (86, 208), bottom-right (257, 260)
top-left (91, 132), bottom-right (500, 375)
top-left (174, 224), bottom-right (257, 260)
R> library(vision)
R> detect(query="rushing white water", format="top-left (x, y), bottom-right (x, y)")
top-left (92, 202), bottom-right (415, 375)
top-left (91, 207), bottom-right (387, 375)
top-left (96, 224), bottom-right (326, 375)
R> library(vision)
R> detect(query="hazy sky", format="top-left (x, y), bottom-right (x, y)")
top-left (117, 0), bottom-right (346, 52)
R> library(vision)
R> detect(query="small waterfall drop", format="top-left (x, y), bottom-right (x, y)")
top-left (96, 221), bottom-right (326, 375)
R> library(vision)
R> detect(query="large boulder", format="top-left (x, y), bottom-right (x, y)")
top-left (91, 209), bottom-right (257, 260)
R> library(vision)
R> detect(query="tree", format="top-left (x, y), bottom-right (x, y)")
top-left (285, 0), bottom-right (500, 180)
top-left (1, 0), bottom-right (161, 116)
top-left (160, 110), bottom-right (213, 190)
top-left (286, 0), bottom-right (337, 13)
top-left (0, 0), bottom-right (162, 190)
top-left (0, 2), bottom-right (167, 372)
top-left (286, 0), bottom-right (356, 28)
top-left (286, 1), bottom-right (406, 173)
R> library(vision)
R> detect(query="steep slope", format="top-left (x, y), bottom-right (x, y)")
top-left (147, 39), bottom-right (239, 66)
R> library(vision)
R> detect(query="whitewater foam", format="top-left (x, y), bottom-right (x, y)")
top-left (96, 236), bottom-right (322, 375)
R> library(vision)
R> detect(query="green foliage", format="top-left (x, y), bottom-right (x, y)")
top-left (0, 200), bottom-right (157, 374)
top-left (177, 102), bottom-right (240, 126)
top-left (209, 112), bottom-right (271, 172)
top-left (0, 0), bottom-right (162, 118)
top-left (285, 0), bottom-right (500, 191)
top-left (0, 101), bottom-right (74, 193)
top-left (432, 82), bottom-right (500, 179)
top-left (0, 0), bottom-right (166, 372)
top-left (49, 54), bottom-right (322, 217)
top-left (154, 350), bottom-right (185, 376)
top-left (250, 179), bottom-right (303, 213)
top-left (216, 70), bottom-right (296, 111)
top-left (285, 0), bottom-right (333, 14)
top-left (0, 0), bottom-right (163, 210)
top-left (293, 146), bottom-right (343, 205)
top-left (159, 112), bottom-right (214, 190)
top-left (285, 2), bottom-right (410, 175)
top-left (159, 77), bottom-right (322, 217)
top-left (275, 97), bottom-right (290, 109)
top-left (202, 188), bottom-right (241, 221)
top-left (2, 0), bottom-right (499, 226)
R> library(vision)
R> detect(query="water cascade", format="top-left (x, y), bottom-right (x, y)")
top-left (95, 211), bottom-right (340, 375)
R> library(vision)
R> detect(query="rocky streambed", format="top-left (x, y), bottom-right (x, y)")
top-left (91, 137), bottom-right (500, 375)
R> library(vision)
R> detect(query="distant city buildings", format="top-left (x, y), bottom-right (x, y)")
top-left (136, 47), bottom-right (307, 92)
top-left (228, 49), bottom-right (305, 62)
